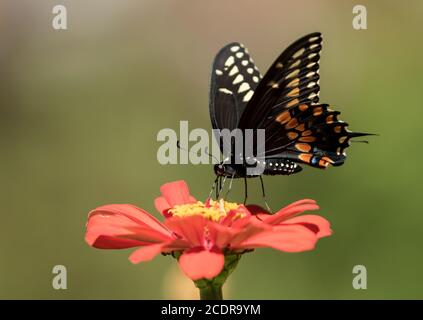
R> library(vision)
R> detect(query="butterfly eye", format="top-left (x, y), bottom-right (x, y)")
top-left (214, 164), bottom-right (225, 175)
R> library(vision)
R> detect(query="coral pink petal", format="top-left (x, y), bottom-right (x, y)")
top-left (90, 204), bottom-right (172, 234)
top-left (207, 221), bottom-right (238, 248)
top-left (234, 224), bottom-right (318, 252)
top-left (86, 234), bottom-right (146, 249)
top-left (263, 203), bottom-right (320, 225)
top-left (283, 199), bottom-right (317, 210)
top-left (165, 215), bottom-right (207, 246)
top-left (154, 196), bottom-right (171, 217)
top-left (229, 217), bottom-right (272, 248)
top-left (129, 243), bottom-right (166, 264)
top-left (283, 215), bottom-right (332, 238)
top-left (86, 204), bottom-right (174, 249)
top-left (179, 248), bottom-right (225, 280)
top-left (160, 180), bottom-right (196, 207)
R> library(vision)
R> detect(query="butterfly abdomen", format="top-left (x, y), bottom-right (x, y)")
top-left (263, 158), bottom-right (302, 175)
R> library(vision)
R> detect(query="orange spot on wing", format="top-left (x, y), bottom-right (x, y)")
top-left (276, 111), bottom-right (291, 124)
top-left (286, 118), bottom-right (299, 129)
top-left (334, 126), bottom-right (342, 133)
top-left (286, 98), bottom-right (299, 108)
top-left (302, 130), bottom-right (312, 136)
top-left (287, 87), bottom-right (299, 97)
top-left (295, 143), bottom-right (312, 152)
top-left (299, 104), bottom-right (308, 111)
top-left (287, 132), bottom-right (299, 140)
top-left (299, 136), bottom-right (316, 142)
top-left (322, 156), bottom-right (335, 164)
top-left (295, 123), bottom-right (305, 131)
top-left (313, 106), bottom-right (323, 116)
top-left (319, 159), bottom-right (329, 168)
top-left (298, 153), bottom-right (312, 163)
top-left (287, 78), bottom-right (300, 87)
top-left (326, 115), bottom-right (334, 123)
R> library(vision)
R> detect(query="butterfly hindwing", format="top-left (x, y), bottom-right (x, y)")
top-left (268, 103), bottom-right (368, 168)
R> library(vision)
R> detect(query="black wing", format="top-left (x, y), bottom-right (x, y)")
top-left (238, 33), bottom-right (322, 130)
top-left (237, 32), bottom-right (370, 169)
top-left (209, 42), bottom-right (262, 154)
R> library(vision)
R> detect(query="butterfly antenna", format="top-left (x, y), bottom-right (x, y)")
top-left (205, 146), bottom-right (220, 163)
top-left (176, 140), bottom-right (220, 163)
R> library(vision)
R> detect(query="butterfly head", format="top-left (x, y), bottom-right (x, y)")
top-left (214, 163), bottom-right (239, 177)
top-left (214, 163), bottom-right (226, 176)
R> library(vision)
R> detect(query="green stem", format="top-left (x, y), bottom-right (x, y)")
top-left (198, 283), bottom-right (223, 300)
top-left (193, 253), bottom-right (242, 300)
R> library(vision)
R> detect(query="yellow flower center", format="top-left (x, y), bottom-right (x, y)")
top-left (169, 199), bottom-right (244, 222)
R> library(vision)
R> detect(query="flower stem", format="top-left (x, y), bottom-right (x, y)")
top-left (194, 253), bottom-right (242, 300)
top-left (198, 283), bottom-right (223, 300)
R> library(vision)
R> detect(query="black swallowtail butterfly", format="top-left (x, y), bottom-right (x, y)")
top-left (208, 33), bottom-right (371, 204)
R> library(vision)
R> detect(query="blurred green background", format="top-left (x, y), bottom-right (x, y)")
top-left (0, 0), bottom-right (422, 299)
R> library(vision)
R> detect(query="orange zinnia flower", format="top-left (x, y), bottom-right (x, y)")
top-left (86, 180), bottom-right (331, 281)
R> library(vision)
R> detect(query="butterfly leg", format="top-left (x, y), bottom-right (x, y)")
top-left (216, 176), bottom-right (221, 199)
top-left (224, 174), bottom-right (235, 199)
top-left (259, 175), bottom-right (272, 212)
top-left (217, 176), bottom-right (227, 199)
top-left (243, 177), bottom-right (248, 205)
top-left (208, 176), bottom-right (219, 200)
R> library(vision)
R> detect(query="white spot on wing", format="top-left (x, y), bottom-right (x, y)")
top-left (215, 69), bottom-right (223, 75)
top-left (230, 46), bottom-right (240, 52)
top-left (241, 60), bottom-right (248, 66)
top-left (218, 88), bottom-right (233, 94)
top-left (233, 74), bottom-right (244, 84)
top-left (229, 66), bottom-right (239, 76)
top-left (243, 90), bottom-right (254, 102)
top-left (253, 76), bottom-right (259, 83)
top-left (247, 68), bottom-right (253, 74)
top-left (238, 82), bottom-right (250, 93)
top-left (236, 52), bottom-right (244, 58)
top-left (225, 56), bottom-right (235, 67)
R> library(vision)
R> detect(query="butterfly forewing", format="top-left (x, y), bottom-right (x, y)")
top-left (209, 42), bottom-right (262, 132)
top-left (238, 33), bottom-right (322, 130)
